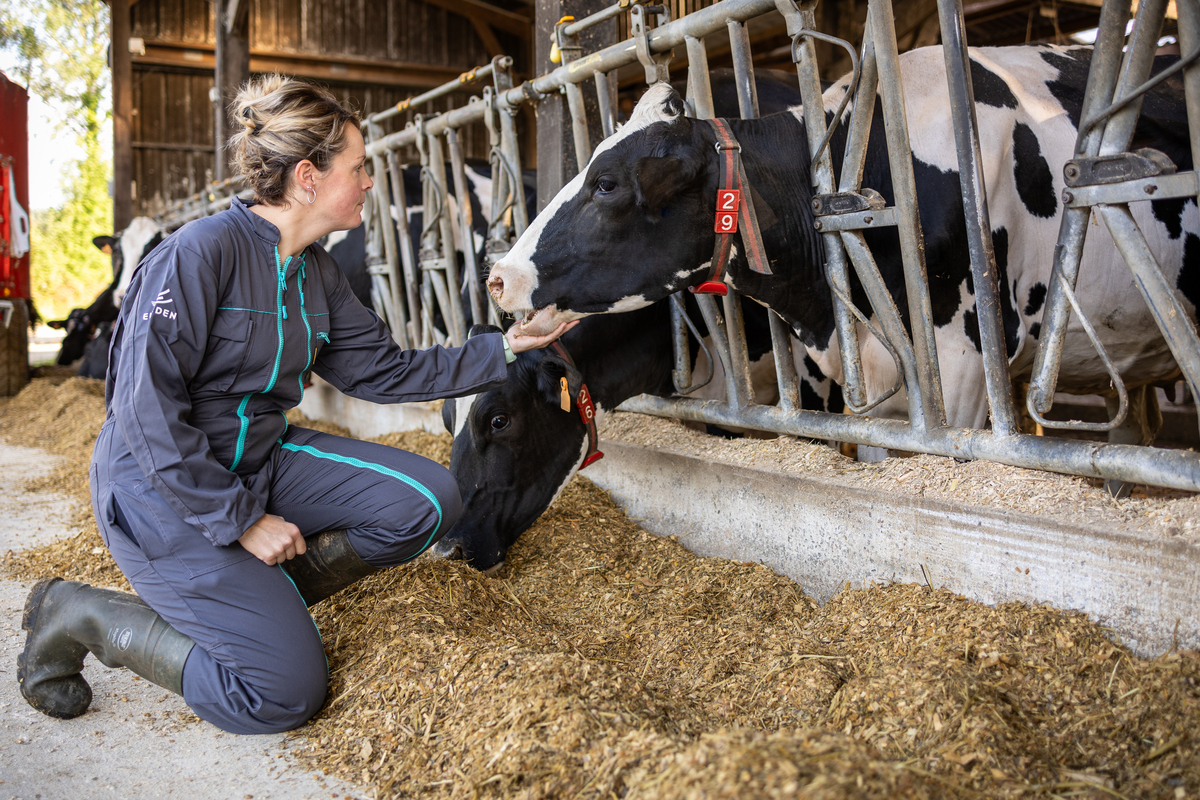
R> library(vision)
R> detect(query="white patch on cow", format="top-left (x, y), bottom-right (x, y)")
top-left (489, 83), bottom-right (686, 319)
top-left (324, 229), bottom-right (350, 250)
top-left (113, 216), bottom-right (162, 307)
top-left (606, 294), bottom-right (651, 314)
top-left (463, 167), bottom-right (495, 224)
top-left (453, 394), bottom-right (477, 438)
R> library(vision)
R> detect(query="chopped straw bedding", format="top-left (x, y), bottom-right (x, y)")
top-left (2, 376), bottom-right (1197, 800)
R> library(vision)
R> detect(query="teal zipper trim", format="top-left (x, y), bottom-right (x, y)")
top-left (297, 256), bottom-right (312, 398)
top-left (279, 441), bottom-right (443, 556)
top-left (218, 307), bottom-right (275, 314)
top-left (229, 246), bottom-right (291, 472)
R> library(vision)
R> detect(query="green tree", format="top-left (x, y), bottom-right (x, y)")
top-left (1, 0), bottom-right (113, 320)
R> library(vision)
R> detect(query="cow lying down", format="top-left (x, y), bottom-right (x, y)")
top-left (486, 45), bottom-right (1198, 439)
top-left (434, 296), bottom-right (843, 570)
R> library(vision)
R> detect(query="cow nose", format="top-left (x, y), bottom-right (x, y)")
top-left (487, 274), bottom-right (504, 300)
top-left (432, 539), bottom-right (464, 560)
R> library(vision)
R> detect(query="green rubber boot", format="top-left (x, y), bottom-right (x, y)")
top-left (281, 529), bottom-right (378, 607)
top-left (17, 578), bottom-right (195, 719)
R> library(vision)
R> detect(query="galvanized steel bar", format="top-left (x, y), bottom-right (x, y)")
top-left (618, 393), bottom-right (1200, 492)
top-left (786, 0), bottom-right (867, 412)
top-left (1098, 0), bottom-right (1169, 157)
top-left (684, 36), bottom-right (715, 119)
top-left (935, 0), bottom-right (1016, 436)
top-left (564, 82), bottom-right (593, 171)
top-left (366, 123), bottom-right (407, 348)
top-left (594, 71), bottom-right (618, 138)
top-left (446, 128), bottom-right (486, 328)
top-left (867, 0), bottom-right (945, 434)
top-left (423, 131), bottom-right (467, 344)
top-left (386, 151), bottom-right (423, 346)
top-left (366, 62), bottom-right (499, 128)
top-left (1177, 0), bottom-right (1200, 178)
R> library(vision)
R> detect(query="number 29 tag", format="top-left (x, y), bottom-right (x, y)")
top-left (715, 189), bottom-right (740, 233)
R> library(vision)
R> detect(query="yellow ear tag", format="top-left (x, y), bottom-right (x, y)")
top-left (560, 377), bottom-right (570, 412)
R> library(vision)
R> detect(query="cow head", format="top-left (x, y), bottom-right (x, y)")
top-left (487, 83), bottom-right (723, 336)
top-left (433, 325), bottom-right (592, 570)
top-left (94, 216), bottom-right (164, 308)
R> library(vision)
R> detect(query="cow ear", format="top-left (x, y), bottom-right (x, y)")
top-left (93, 235), bottom-right (116, 254)
top-left (629, 83), bottom-right (688, 126)
top-left (634, 155), bottom-right (702, 215)
top-left (468, 323), bottom-right (502, 339)
top-left (536, 353), bottom-right (584, 409)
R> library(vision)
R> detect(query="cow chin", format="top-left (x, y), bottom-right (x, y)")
top-left (516, 305), bottom-right (577, 337)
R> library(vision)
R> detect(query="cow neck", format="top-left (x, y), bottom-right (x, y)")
top-left (689, 118), bottom-right (773, 297)
top-left (548, 340), bottom-right (604, 470)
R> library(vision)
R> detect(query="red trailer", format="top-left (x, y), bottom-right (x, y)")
top-left (0, 70), bottom-right (31, 395)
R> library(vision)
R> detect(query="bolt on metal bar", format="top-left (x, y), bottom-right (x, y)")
top-left (935, 0), bottom-right (1017, 436)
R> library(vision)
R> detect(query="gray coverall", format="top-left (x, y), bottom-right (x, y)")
top-left (90, 198), bottom-right (507, 734)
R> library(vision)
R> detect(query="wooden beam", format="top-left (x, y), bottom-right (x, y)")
top-left (112, 0), bottom-right (132, 229)
top-left (420, 0), bottom-right (533, 38)
top-left (134, 42), bottom-right (471, 89)
top-left (468, 17), bottom-right (506, 59)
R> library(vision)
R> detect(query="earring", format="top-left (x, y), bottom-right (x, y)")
top-left (306, 185), bottom-right (317, 204)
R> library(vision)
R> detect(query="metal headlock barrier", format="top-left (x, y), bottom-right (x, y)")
top-left (157, 0), bottom-right (1200, 494)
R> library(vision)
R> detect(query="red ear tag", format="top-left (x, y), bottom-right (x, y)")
top-left (689, 281), bottom-right (729, 296)
top-left (715, 189), bottom-right (740, 233)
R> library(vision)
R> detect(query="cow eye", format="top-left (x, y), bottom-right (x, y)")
top-left (490, 414), bottom-right (510, 432)
top-left (595, 177), bottom-right (616, 195)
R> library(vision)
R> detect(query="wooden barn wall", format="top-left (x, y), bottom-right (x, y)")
top-left (128, 0), bottom-right (510, 216)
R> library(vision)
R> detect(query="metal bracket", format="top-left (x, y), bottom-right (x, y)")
top-left (1063, 147), bottom-right (1177, 187)
top-left (0, 300), bottom-right (14, 330)
top-left (811, 188), bottom-right (886, 216)
top-left (631, 4), bottom-right (672, 85)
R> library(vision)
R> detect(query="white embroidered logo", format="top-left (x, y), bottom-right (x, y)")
top-left (143, 289), bottom-right (178, 322)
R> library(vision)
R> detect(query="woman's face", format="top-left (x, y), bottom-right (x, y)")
top-left (314, 123), bottom-right (372, 233)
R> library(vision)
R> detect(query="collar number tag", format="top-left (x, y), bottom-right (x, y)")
top-left (715, 189), bottom-right (740, 233)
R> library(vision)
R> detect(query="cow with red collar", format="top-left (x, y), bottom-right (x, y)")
top-left (485, 45), bottom-right (1198, 435)
top-left (434, 296), bottom-right (842, 570)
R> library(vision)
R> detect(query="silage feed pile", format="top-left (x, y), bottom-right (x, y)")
top-left (2, 377), bottom-right (1198, 799)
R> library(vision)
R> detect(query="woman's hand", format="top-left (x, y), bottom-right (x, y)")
top-left (505, 320), bottom-right (579, 354)
top-left (239, 513), bottom-right (307, 565)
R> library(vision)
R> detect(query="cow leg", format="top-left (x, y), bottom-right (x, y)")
top-left (1104, 386), bottom-right (1161, 499)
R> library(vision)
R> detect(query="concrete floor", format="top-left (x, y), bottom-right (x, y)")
top-left (0, 441), bottom-right (367, 800)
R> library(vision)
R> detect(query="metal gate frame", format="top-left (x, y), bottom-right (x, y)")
top-left (163, 0), bottom-right (1200, 493)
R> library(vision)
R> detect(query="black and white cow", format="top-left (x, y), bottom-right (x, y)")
top-left (435, 295), bottom-right (842, 570)
top-left (486, 45), bottom-right (1198, 434)
top-left (49, 217), bottom-right (163, 368)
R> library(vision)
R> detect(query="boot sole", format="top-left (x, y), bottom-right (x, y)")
top-left (18, 577), bottom-right (91, 720)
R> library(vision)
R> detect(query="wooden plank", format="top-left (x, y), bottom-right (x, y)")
top-left (253, 0), bottom-right (279, 51)
top-left (159, 0), bottom-right (184, 41)
top-left (192, 69), bottom-right (214, 148)
top-left (182, 0), bottom-right (209, 42)
top-left (419, 0), bottom-right (531, 38)
top-left (390, 0), bottom-right (407, 61)
top-left (363, 0), bottom-right (388, 59)
top-left (323, 0), bottom-right (346, 57)
top-left (113, 0), bottom-right (134, 230)
top-left (345, 0), bottom-right (364, 58)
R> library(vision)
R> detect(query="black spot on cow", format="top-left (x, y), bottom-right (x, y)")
top-left (1178, 233), bottom-right (1200, 311)
top-left (1012, 122), bottom-right (1057, 218)
top-left (963, 306), bottom-right (982, 353)
top-left (1041, 48), bottom-right (1091, 130)
top-left (970, 58), bottom-right (1018, 108)
top-left (1029, 322), bottom-right (1041, 339)
top-left (991, 227), bottom-right (1022, 357)
top-left (1025, 281), bottom-right (1047, 316)
top-left (803, 354), bottom-right (826, 381)
top-left (904, 159), bottom-right (974, 329)
top-left (1152, 197), bottom-right (1190, 240)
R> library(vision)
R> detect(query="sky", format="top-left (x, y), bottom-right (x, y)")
top-left (0, 54), bottom-right (103, 212)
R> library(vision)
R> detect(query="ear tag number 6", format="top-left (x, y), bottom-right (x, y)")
top-left (715, 189), bottom-right (740, 233)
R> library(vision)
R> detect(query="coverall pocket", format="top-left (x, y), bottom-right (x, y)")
top-left (193, 308), bottom-right (255, 393)
top-left (116, 476), bottom-right (257, 578)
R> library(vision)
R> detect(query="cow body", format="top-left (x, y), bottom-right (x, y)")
top-left (435, 296), bottom-right (842, 570)
top-left (487, 45), bottom-right (1198, 430)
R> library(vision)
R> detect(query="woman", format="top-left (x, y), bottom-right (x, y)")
top-left (17, 76), bottom-right (572, 734)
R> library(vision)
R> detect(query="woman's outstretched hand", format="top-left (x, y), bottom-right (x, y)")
top-left (504, 320), bottom-right (579, 354)
top-left (239, 513), bottom-right (307, 565)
